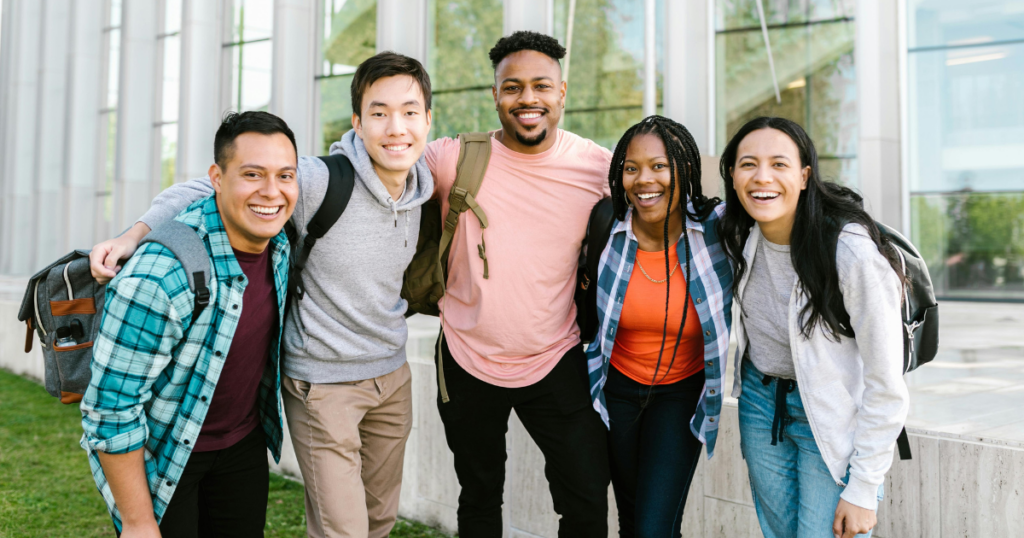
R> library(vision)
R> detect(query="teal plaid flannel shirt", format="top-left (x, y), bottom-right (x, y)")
top-left (80, 196), bottom-right (289, 529)
top-left (585, 202), bottom-right (734, 457)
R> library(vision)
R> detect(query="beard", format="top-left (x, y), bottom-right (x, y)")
top-left (515, 128), bottom-right (548, 147)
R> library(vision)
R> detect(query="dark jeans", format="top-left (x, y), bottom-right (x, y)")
top-left (158, 426), bottom-right (269, 538)
top-left (605, 365), bottom-right (705, 538)
top-left (435, 339), bottom-right (610, 538)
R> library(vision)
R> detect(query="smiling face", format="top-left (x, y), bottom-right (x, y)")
top-left (210, 132), bottom-right (299, 254)
top-left (352, 74), bottom-right (431, 187)
top-left (730, 127), bottom-right (810, 244)
top-left (492, 50), bottom-right (566, 154)
top-left (622, 133), bottom-right (686, 249)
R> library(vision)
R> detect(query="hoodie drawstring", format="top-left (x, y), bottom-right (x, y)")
top-left (405, 211), bottom-right (410, 248)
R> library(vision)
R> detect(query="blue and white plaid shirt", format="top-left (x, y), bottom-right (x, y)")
top-left (585, 202), bottom-right (734, 457)
top-left (80, 196), bottom-right (289, 529)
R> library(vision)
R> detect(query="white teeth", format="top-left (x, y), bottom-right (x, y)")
top-left (384, 144), bottom-right (409, 152)
top-left (249, 205), bottom-right (281, 215)
top-left (637, 193), bottom-right (662, 200)
top-left (518, 112), bottom-right (541, 119)
top-left (750, 191), bottom-right (779, 200)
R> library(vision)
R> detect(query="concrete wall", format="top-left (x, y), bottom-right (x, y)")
top-left (3, 282), bottom-right (1022, 536)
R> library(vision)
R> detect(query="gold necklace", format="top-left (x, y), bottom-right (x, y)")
top-left (637, 258), bottom-right (679, 284)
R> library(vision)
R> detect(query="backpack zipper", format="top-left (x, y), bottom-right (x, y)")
top-left (63, 264), bottom-right (75, 300)
top-left (33, 280), bottom-right (48, 345)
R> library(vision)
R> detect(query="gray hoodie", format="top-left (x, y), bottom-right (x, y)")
top-left (138, 130), bottom-right (434, 383)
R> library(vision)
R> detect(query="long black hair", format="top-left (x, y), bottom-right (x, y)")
top-left (609, 115), bottom-right (721, 388)
top-left (717, 117), bottom-right (905, 340)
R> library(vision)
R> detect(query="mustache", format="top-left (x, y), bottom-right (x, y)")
top-left (510, 106), bottom-right (549, 115)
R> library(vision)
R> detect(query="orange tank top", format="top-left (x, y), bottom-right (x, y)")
top-left (610, 244), bottom-right (705, 386)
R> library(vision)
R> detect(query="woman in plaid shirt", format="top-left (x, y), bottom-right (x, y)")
top-left (584, 116), bottom-right (734, 538)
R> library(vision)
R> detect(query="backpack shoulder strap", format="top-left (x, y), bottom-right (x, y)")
top-left (579, 198), bottom-right (615, 342)
top-left (586, 198), bottom-right (616, 284)
top-left (288, 153), bottom-right (356, 299)
top-left (439, 132), bottom-right (493, 277)
top-left (140, 220), bottom-right (212, 321)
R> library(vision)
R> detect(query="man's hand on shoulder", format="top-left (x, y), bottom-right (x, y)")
top-left (90, 222), bottom-right (152, 284)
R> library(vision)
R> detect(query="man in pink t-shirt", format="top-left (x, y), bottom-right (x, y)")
top-left (425, 31), bottom-right (612, 537)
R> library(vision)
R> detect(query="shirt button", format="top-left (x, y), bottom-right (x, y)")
top-left (696, 298), bottom-right (702, 304)
top-left (706, 360), bottom-right (713, 366)
top-left (709, 389), bottom-right (716, 395)
top-left (200, 396), bottom-right (208, 402)
top-left (183, 439), bottom-right (190, 446)
top-left (166, 480), bottom-right (174, 486)
top-left (709, 417), bottom-right (715, 423)
top-left (232, 304), bottom-right (238, 310)
top-left (705, 330), bottom-right (711, 336)
top-left (237, 276), bottom-right (244, 283)
top-left (215, 351), bottom-right (223, 357)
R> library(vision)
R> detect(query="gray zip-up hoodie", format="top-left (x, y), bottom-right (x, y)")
top-left (138, 130), bottom-right (434, 383)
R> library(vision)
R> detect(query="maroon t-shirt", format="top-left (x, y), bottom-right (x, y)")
top-left (194, 246), bottom-right (278, 452)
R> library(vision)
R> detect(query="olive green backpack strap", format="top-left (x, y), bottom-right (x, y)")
top-left (436, 132), bottom-right (492, 403)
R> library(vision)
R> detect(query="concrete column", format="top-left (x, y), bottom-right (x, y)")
top-left (856, 0), bottom-right (902, 228)
top-left (0, 0), bottom-right (43, 275)
top-left (115, 0), bottom-right (159, 230)
top-left (32, 0), bottom-right (73, 266)
top-left (63, 0), bottom-right (105, 252)
top-left (271, 0), bottom-right (317, 156)
top-left (664, 0), bottom-right (720, 197)
top-left (664, 0), bottom-right (712, 153)
top-left (177, 0), bottom-right (223, 182)
top-left (378, 0), bottom-right (427, 63)
top-left (503, 0), bottom-right (552, 36)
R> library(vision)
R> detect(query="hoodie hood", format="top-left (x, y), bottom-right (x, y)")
top-left (329, 129), bottom-right (434, 211)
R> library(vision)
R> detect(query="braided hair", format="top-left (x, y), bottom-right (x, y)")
top-left (608, 115), bottom-right (721, 393)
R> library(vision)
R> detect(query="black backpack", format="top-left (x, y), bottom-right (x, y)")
top-left (575, 198), bottom-right (615, 344)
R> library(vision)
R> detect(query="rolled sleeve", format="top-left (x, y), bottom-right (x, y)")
top-left (81, 273), bottom-right (183, 454)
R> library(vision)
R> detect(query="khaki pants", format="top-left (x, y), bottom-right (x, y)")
top-left (282, 363), bottom-right (413, 538)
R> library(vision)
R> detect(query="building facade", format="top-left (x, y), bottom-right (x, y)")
top-left (0, 0), bottom-right (1021, 301)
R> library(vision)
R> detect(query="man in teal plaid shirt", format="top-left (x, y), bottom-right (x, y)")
top-left (81, 111), bottom-right (298, 538)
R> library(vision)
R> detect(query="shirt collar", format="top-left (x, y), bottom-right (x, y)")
top-left (611, 202), bottom-right (706, 243)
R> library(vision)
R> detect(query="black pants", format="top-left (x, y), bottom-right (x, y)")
top-left (158, 426), bottom-right (269, 538)
top-left (605, 365), bottom-right (705, 538)
top-left (436, 340), bottom-right (610, 538)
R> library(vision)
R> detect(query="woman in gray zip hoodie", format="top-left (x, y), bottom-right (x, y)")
top-left (718, 117), bottom-right (910, 538)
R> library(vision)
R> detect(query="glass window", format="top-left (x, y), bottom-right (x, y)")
top-left (553, 0), bottom-right (665, 150)
top-left (96, 0), bottom-right (123, 238)
top-left (715, 0), bottom-right (857, 186)
top-left (317, 0), bottom-right (377, 154)
top-left (226, 0), bottom-right (273, 112)
top-left (908, 0), bottom-right (1024, 300)
top-left (158, 0), bottom-right (181, 189)
top-left (427, 0), bottom-right (503, 140)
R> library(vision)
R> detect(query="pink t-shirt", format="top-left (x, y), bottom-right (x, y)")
top-left (425, 130), bottom-right (612, 388)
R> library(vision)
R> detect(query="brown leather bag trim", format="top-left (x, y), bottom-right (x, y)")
top-left (53, 341), bottom-right (93, 352)
top-left (60, 392), bottom-right (84, 404)
top-left (25, 319), bottom-right (33, 353)
top-left (50, 298), bottom-right (96, 316)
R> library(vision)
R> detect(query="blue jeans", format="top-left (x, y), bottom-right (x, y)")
top-left (738, 360), bottom-right (883, 538)
top-left (605, 365), bottom-right (705, 538)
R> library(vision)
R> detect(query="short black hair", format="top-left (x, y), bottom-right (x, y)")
top-left (214, 111), bottom-right (297, 169)
top-left (489, 31), bottom-right (566, 69)
top-left (351, 52), bottom-right (432, 118)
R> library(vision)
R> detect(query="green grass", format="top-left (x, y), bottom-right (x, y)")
top-left (0, 369), bottom-right (450, 537)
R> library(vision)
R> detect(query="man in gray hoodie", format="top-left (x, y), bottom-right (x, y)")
top-left (89, 52), bottom-right (434, 538)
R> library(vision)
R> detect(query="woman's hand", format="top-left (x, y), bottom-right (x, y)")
top-left (833, 499), bottom-right (876, 538)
